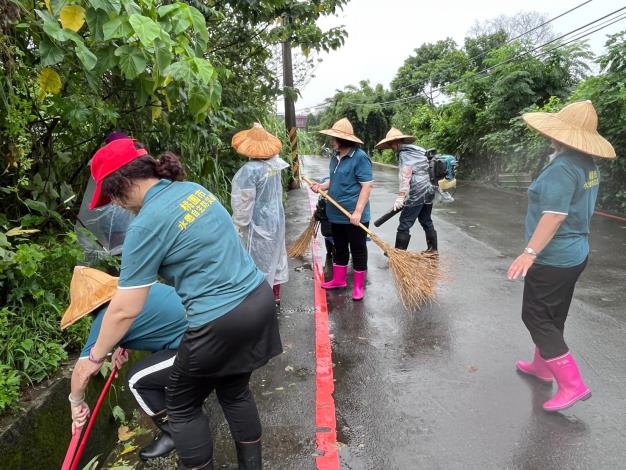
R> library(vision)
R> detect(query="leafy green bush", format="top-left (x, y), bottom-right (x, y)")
top-left (0, 364), bottom-right (20, 413)
top-left (0, 227), bottom-right (87, 410)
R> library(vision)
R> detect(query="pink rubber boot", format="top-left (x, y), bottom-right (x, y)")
top-left (322, 264), bottom-right (348, 289)
top-left (543, 352), bottom-right (591, 412)
top-left (352, 270), bottom-right (366, 301)
top-left (516, 347), bottom-right (553, 383)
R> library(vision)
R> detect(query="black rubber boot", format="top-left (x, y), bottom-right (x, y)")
top-left (425, 230), bottom-right (438, 252)
top-left (178, 460), bottom-right (214, 470)
top-left (140, 416), bottom-right (176, 461)
top-left (394, 232), bottom-right (411, 251)
top-left (235, 440), bottom-right (262, 470)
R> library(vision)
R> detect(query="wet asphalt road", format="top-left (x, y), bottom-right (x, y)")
top-left (142, 156), bottom-right (626, 470)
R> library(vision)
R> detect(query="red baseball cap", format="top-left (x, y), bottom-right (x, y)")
top-left (89, 138), bottom-right (147, 209)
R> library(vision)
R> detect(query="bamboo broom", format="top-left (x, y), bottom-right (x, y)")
top-left (287, 215), bottom-right (319, 258)
top-left (298, 176), bottom-right (439, 311)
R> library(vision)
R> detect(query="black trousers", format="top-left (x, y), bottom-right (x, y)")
top-left (166, 283), bottom-right (280, 468)
top-left (127, 349), bottom-right (177, 416)
top-left (331, 222), bottom-right (368, 271)
top-left (398, 203), bottom-right (434, 234)
top-left (521, 258), bottom-right (587, 359)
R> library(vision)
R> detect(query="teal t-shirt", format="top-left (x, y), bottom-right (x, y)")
top-left (327, 147), bottom-right (373, 224)
top-left (118, 180), bottom-right (265, 328)
top-left (525, 150), bottom-right (599, 267)
top-left (80, 283), bottom-right (186, 357)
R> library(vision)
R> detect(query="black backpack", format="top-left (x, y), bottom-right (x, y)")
top-left (428, 157), bottom-right (448, 184)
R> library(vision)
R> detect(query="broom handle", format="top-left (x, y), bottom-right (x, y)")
top-left (69, 350), bottom-right (125, 470)
top-left (302, 176), bottom-right (376, 238)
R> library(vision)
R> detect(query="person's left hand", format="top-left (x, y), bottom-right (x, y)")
top-left (350, 210), bottom-right (362, 226)
top-left (507, 253), bottom-right (535, 280)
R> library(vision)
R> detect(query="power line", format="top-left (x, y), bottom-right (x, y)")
top-left (342, 6), bottom-right (626, 109)
top-left (299, 0), bottom-right (599, 112)
top-left (388, 0), bottom-right (596, 97)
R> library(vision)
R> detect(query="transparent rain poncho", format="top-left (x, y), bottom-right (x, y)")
top-left (398, 144), bottom-right (435, 206)
top-left (231, 156), bottom-right (289, 286)
top-left (75, 176), bottom-right (135, 261)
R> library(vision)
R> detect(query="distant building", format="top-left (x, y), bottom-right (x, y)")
top-left (296, 114), bottom-right (307, 129)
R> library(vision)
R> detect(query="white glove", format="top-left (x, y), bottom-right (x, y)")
top-left (393, 195), bottom-right (405, 211)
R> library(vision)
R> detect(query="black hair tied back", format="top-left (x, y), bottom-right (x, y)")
top-left (156, 151), bottom-right (185, 181)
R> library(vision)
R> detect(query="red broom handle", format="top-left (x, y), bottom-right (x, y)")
top-left (61, 426), bottom-right (83, 470)
top-left (68, 350), bottom-right (125, 470)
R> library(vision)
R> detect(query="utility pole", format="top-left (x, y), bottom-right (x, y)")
top-left (282, 16), bottom-right (300, 188)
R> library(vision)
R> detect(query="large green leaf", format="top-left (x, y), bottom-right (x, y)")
top-left (94, 45), bottom-right (118, 74)
top-left (128, 14), bottom-right (161, 47)
top-left (39, 38), bottom-right (65, 66)
top-left (188, 86), bottom-right (210, 121)
top-left (36, 9), bottom-right (67, 42)
top-left (121, 0), bottom-right (141, 16)
top-left (157, 3), bottom-right (180, 17)
top-left (88, 0), bottom-right (121, 14)
top-left (163, 60), bottom-right (194, 85)
top-left (154, 39), bottom-right (172, 71)
top-left (75, 42), bottom-right (98, 71)
top-left (188, 5), bottom-right (208, 45)
top-left (103, 15), bottom-right (132, 40)
top-left (85, 8), bottom-right (109, 41)
top-left (192, 58), bottom-right (214, 85)
top-left (115, 45), bottom-right (147, 79)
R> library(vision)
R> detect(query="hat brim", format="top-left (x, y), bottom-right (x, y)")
top-left (89, 181), bottom-right (110, 209)
top-left (61, 296), bottom-right (113, 329)
top-left (523, 113), bottom-right (616, 159)
top-left (60, 267), bottom-right (118, 329)
top-left (375, 135), bottom-right (416, 150)
top-left (319, 129), bottom-right (364, 145)
top-left (232, 130), bottom-right (283, 159)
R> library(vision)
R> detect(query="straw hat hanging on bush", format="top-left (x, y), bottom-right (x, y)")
top-left (523, 100), bottom-right (616, 159)
top-left (374, 128), bottom-right (416, 149)
top-left (232, 123), bottom-right (283, 159)
top-left (61, 266), bottom-right (118, 329)
top-left (319, 118), bottom-right (364, 144)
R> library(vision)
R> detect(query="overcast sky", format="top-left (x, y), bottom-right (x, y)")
top-left (281, 0), bottom-right (625, 113)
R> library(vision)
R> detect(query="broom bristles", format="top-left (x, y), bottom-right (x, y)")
top-left (370, 233), bottom-right (440, 311)
top-left (288, 216), bottom-right (319, 258)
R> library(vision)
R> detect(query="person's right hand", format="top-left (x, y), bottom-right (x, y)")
top-left (310, 183), bottom-right (321, 193)
top-left (71, 401), bottom-right (90, 435)
top-left (393, 195), bottom-right (405, 211)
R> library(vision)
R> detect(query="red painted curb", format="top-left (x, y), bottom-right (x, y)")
top-left (307, 189), bottom-right (340, 470)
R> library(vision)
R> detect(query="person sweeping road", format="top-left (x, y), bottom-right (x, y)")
top-left (231, 123), bottom-right (289, 306)
top-left (63, 266), bottom-right (186, 461)
top-left (508, 100), bottom-right (616, 412)
top-left (375, 128), bottom-right (437, 252)
top-left (311, 118), bottom-right (373, 301)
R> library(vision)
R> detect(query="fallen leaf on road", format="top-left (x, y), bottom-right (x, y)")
top-left (120, 443), bottom-right (138, 456)
top-left (118, 425), bottom-right (135, 442)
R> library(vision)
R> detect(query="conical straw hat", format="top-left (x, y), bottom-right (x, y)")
top-left (319, 118), bottom-right (364, 144)
top-left (523, 101), bottom-right (615, 159)
top-left (375, 127), bottom-right (416, 149)
top-left (60, 266), bottom-right (118, 330)
top-left (232, 123), bottom-right (283, 159)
